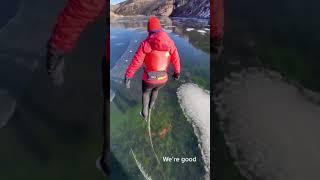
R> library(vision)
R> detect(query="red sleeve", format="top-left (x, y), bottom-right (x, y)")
top-left (49, 0), bottom-right (107, 53)
top-left (125, 41), bottom-right (149, 79)
top-left (211, 0), bottom-right (224, 40)
top-left (169, 43), bottom-right (181, 74)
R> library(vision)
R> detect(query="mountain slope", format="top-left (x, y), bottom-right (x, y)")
top-left (112, 0), bottom-right (174, 16)
top-left (171, 0), bottom-right (210, 18)
top-left (111, 0), bottom-right (209, 18)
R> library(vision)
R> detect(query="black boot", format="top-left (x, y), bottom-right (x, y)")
top-left (139, 111), bottom-right (147, 121)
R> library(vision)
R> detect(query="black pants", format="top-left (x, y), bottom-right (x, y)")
top-left (142, 81), bottom-right (166, 117)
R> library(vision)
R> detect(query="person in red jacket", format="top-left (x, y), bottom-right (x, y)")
top-left (46, 0), bottom-right (109, 177)
top-left (47, 0), bottom-right (107, 86)
top-left (124, 16), bottom-right (181, 120)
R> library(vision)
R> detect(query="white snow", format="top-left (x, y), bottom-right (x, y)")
top-left (197, 30), bottom-right (207, 34)
top-left (214, 68), bottom-right (320, 180)
top-left (186, 28), bottom-right (195, 31)
top-left (0, 89), bottom-right (16, 128)
top-left (115, 42), bottom-right (125, 46)
top-left (177, 83), bottom-right (210, 179)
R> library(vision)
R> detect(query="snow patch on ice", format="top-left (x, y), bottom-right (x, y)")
top-left (197, 30), bottom-right (207, 34)
top-left (186, 28), bottom-right (195, 31)
top-left (214, 68), bottom-right (320, 180)
top-left (177, 83), bottom-right (210, 179)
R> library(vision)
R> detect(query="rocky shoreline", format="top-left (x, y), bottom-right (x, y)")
top-left (111, 0), bottom-right (210, 19)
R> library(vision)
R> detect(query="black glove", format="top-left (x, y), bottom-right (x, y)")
top-left (124, 78), bottom-right (131, 89)
top-left (173, 73), bottom-right (180, 81)
top-left (46, 44), bottom-right (65, 86)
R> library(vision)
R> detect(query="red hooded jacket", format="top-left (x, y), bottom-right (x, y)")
top-left (125, 30), bottom-right (181, 84)
top-left (49, 0), bottom-right (107, 54)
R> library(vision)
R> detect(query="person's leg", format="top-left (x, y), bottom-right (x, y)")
top-left (142, 81), bottom-right (152, 118)
top-left (142, 90), bottom-right (152, 117)
top-left (149, 83), bottom-right (165, 109)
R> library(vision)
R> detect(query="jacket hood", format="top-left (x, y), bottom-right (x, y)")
top-left (147, 30), bottom-right (172, 51)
